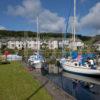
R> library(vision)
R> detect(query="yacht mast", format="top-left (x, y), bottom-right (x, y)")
top-left (36, 17), bottom-right (40, 53)
top-left (73, 0), bottom-right (76, 43)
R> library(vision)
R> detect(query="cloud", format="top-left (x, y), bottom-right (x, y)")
top-left (6, 0), bottom-right (100, 35)
top-left (39, 10), bottom-right (65, 32)
top-left (0, 25), bottom-right (7, 30)
top-left (7, 0), bottom-right (42, 19)
top-left (7, 0), bottom-right (65, 33)
top-left (79, 2), bottom-right (100, 35)
top-left (68, 2), bottom-right (100, 35)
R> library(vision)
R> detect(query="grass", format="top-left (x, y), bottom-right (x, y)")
top-left (0, 61), bottom-right (52, 100)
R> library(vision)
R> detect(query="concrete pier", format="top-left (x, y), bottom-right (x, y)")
top-left (48, 64), bottom-right (62, 74)
top-left (23, 62), bottom-right (75, 100)
top-left (30, 70), bottom-right (75, 100)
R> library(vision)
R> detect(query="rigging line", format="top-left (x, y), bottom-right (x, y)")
top-left (61, 1), bottom-right (73, 90)
top-left (62, 1), bottom-right (72, 56)
top-left (37, 17), bottom-right (40, 54)
top-left (65, 0), bottom-right (73, 39)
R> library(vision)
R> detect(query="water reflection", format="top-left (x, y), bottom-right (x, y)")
top-left (47, 72), bottom-right (100, 100)
top-left (63, 72), bottom-right (100, 85)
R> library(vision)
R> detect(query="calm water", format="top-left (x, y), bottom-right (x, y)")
top-left (47, 72), bottom-right (100, 100)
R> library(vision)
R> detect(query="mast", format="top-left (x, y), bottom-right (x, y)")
top-left (36, 17), bottom-right (40, 53)
top-left (73, 0), bottom-right (76, 43)
top-left (24, 31), bottom-right (28, 58)
top-left (62, 32), bottom-right (64, 57)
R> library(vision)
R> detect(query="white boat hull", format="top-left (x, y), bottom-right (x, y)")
top-left (34, 62), bottom-right (42, 69)
top-left (61, 62), bottom-right (100, 76)
top-left (28, 53), bottom-right (44, 69)
top-left (30, 61), bottom-right (43, 69)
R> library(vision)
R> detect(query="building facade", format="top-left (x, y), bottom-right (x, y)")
top-left (0, 38), bottom-right (84, 50)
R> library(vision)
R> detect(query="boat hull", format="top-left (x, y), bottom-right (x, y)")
top-left (34, 62), bottom-right (43, 69)
top-left (62, 64), bottom-right (100, 78)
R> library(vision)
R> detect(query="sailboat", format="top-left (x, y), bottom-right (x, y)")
top-left (28, 17), bottom-right (45, 69)
top-left (60, 0), bottom-right (100, 77)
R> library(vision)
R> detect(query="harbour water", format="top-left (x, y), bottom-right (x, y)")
top-left (27, 57), bottom-right (100, 100)
top-left (47, 72), bottom-right (100, 100)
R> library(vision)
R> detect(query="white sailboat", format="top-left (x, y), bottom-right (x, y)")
top-left (60, 0), bottom-right (100, 77)
top-left (28, 17), bottom-right (44, 69)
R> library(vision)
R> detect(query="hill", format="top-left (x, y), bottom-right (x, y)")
top-left (0, 30), bottom-right (93, 41)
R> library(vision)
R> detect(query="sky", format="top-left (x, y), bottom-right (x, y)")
top-left (0, 0), bottom-right (100, 36)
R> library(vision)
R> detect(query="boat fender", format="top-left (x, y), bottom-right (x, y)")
top-left (75, 63), bottom-right (78, 66)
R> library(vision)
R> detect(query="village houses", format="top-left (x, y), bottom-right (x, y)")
top-left (0, 38), bottom-right (84, 50)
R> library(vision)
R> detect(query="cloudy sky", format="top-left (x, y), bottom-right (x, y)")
top-left (0, 0), bottom-right (100, 35)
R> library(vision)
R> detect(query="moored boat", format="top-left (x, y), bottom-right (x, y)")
top-left (60, 0), bottom-right (100, 77)
top-left (28, 17), bottom-right (45, 69)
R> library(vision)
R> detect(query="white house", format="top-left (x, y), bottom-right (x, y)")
top-left (27, 40), bottom-right (40, 50)
top-left (48, 40), bottom-right (58, 49)
top-left (7, 39), bottom-right (42, 50)
top-left (7, 41), bottom-right (16, 49)
top-left (58, 38), bottom-right (84, 49)
top-left (0, 37), bottom-right (84, 50)
top-left (15, 41), bottom-right (23, 50)
top-left (58, 40), bottom-right (69, 49)
top-left (94, 41), bottom-right (100, 51)
top-left (0, 38), bottom-right (8, 49)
